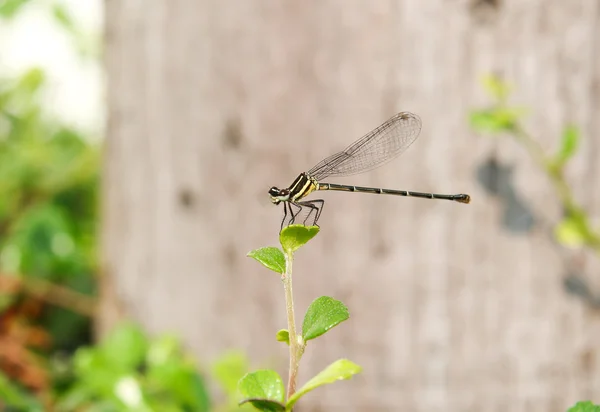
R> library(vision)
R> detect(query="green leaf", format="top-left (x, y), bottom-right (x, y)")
top-left (469, 110), bottom-right (504, 133)
top-left (568, 401), bottom-right (600, 412)
top-left (0, 0), bottom-right (30, 19)
top-left (52, 3), bottom-right (76, 32)
top-left (145, 335), bottom-right (211, 411)
top-left (239, 399), bottom-right (285, 412)
top-left (247, 247), bottom-right (285, 274)
top-left (279, 225), bottom-right (319, 254)
top-left (238, 370), bottom-right (285, 411)
top-left (18, 67), bottom-right (45, 94)
top-left (286, 359), bottom-right (361, 410)
top-left (211, 351), bottom-right (249, 396)
top-left (72, 347), bottom-right (123, 397)
top-left (0, 370), bottom-right (44, 411)
top-left (302, 296), bottom-right (349, 341)
top-left (100, 322), bottom-right (148, 371)
top-left (555, 217), bottom-right (587, 248)
top-left (146, 334), bottom-right (181, 367)
top-left (555, 124), bottom-right (579, 166)
top-left (469, 107), bottom-right (527, 134)
top-left (275, 329), bottom-right (289, 345)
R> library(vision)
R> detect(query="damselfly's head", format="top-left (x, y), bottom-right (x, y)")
top-left (268, 187), bottom-right (289, 205)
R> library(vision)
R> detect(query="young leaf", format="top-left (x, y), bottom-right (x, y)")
top-left (286, 359), bottom-right (361, 409)
top-left (18, 68), bottom-right (45, 94)
top-left (302, 296), bottom-right (349, 341)
top-left (469, 110), bottom-right (503, 133)
top-left (0, 0), bottom-right (30, 19)
top-left (495, 107), bottom-right (527, 129)
top-left (555, 217), bottom-right (587, 248)
top-left (247, 247), bottom-right (285, 274)
top-left (555, 124), bottom-right (579, 166)
top-left (100, 322), bottom-right (148, 371)
top-left (568, 401), bottom-right (600, 412)
top-left (212, 351), bottom-right (249, 396)
top-left (238, 370), bottom-right (285, 411)
top-left (52, 3), bottom-right (76, 32)
top-left (275, 329), bottom-right (289, 345)
top-left (239, 399), bottom-right (285, 412)
top-left (279, 225), bottom-right (319, 253)
top-left (469, 108), bottom-right (526, 134)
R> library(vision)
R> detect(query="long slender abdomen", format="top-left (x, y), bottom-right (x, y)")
top-left (317, 182), bottom-right (470, 203)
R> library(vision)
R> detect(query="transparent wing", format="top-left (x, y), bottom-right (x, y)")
top-left (308, 112), bottom-right (422, 181)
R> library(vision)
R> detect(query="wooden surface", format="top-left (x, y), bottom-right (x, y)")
top-left (102, 1), bottom-right (600, 410)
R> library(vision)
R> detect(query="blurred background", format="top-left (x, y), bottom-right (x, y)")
top-left (1, 0), bottom-right (600, 411)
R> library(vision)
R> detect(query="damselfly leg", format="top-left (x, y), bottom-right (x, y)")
top-left (279, 200), bottom-right (325, 230)
top-left (296, 200), bottom-right (324, 226)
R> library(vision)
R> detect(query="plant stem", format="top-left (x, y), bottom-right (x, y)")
top-left (283, 250), bottom-right (300, 402)
top-left (512, 125), bottom-right (600, 249)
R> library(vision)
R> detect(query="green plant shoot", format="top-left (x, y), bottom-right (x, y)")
top-left (245, 225), bottom-right (360, 411)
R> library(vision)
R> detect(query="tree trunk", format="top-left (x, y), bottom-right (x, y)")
top-left (102, 1), bottom-right (600, 410)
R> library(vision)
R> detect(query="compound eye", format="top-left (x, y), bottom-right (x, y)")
top-left (269, 187), bottom-right (280, 196)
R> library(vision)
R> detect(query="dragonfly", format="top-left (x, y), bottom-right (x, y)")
top-left (268, 112), bottom-right (470, 231)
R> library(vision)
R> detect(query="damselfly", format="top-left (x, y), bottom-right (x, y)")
top-left (268, 112), bottom-right (470, 230)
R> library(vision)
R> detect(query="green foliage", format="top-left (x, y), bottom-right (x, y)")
top-left (470, 76), bottom-right (527, 134)
top-left (0, 0), bottom-right (30, 18)
top-left (213, 352), bottom-right (250, 397)
top-left (50, 2), bottom-right (100, 59)
top-left (275, 330), bottom-right (289, 345)
top-left (246, 224), bottom-right (360, 411)
top-left (554, 213), bottom-right (589, 248)
top-left (55, 322), bottom-right (211, 412)
top-left (0, 370), bottom-right (44, 411)
top-left (471, 74), bottom-right (600, 252)
top-left (553, 124), bottom-right (580, 169)
top-left (469, 107), bottom-right (527, 134)
top-left (469, 76), bottom-right (527, 134)
top-left (279, 225), bottom-right (319, 254)
top-left (302, 296), bottom-right (349, 341)
top-left (1, 319), bottom-right (249, 411)
top-left (568, 401), bottom-right (600, 412)
top-left (0, 67), bottom-right (99, 280)
top-left (101, 321), bottom-right (148, 370)
top-left (544, 124), bottom-right (581, 183)
top-left (0, 67), bottom-right (99, 352)
top-left (472, 75), bottom-right (600, 409)
top-left (247, 247), bottom-right (285, 274)
top-left (1, 7), bottom-right (250, 412)
top-left (469, 74), bottom-right (527, 133)
top-left (52, 2), bottom-right (75, 31)
top-left (286, 360), bottom-right (361, 410)
top-left (212, 351), bottom-right (253, 411)
top-left (0, 5), bottom-right (102, 405)
top-left (0, 0), bottom-right (99, 57)
top-left (238, 370), bottom-right (286, 411)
